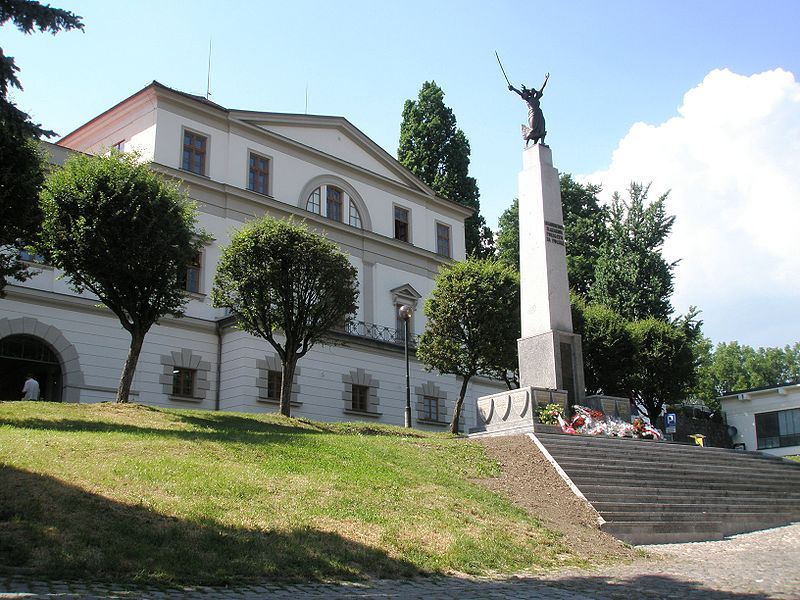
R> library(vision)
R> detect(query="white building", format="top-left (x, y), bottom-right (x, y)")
top-left (720, 382), bottom-right (800, 456)
top-left (0, 81), bottom-right (504, 428)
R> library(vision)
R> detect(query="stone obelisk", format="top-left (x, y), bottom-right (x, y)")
top-left (517, 144), bottom-right (584, 406)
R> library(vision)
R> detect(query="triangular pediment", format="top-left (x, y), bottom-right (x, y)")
top-left (390, 284), bottom-right (422, 303)
top-left (231, 112), bottom-right (435, 196)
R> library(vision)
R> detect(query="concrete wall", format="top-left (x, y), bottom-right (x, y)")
top-left (722, 385), bottom-right (800, 456)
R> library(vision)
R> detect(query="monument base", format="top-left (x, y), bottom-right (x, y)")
top-left (469, 386), bottom-right (568, 437)
top-left (518, 330), bottom-right (585, 407)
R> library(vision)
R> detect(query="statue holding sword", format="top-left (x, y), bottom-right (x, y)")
top-left (496, 52), bottom-right (549, 147)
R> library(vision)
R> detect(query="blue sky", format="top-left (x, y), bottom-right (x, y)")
top-left (4, 0), bottom-right (799, 348)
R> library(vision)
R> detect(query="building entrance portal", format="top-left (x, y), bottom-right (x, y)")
top-left (0, 335), bottom-right (62, 402)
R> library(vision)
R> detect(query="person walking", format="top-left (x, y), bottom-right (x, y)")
top-left (21, 373), bottom-right (40, 400)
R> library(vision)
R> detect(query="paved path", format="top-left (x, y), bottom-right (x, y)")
top-left (2, 523), bottom-right (798, 599)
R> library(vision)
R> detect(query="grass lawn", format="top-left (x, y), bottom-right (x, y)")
top-left (0, 402), bottom-right (592, 584)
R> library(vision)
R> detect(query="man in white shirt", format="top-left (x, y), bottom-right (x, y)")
top-left (21, 374), bottom-right (40, 400)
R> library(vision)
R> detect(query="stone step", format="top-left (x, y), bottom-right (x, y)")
top-left (541, 442), bottom-right (796, 467)
top-left (545, 447), bottom-right (800, 468)
top-left (568, 473), bottom-right (799, 492)
top-left (598, 510), bottom-right (800, 523)
top-left (536, 433), bottom-right (791, 462)
top-left (530, 431), bottom-right (800, 544)
top-left (551, 454), bottom-right (800, 482)
top-left (542, 444), bottom-right (800, 464)
top-left (578, 486), bottom-right (800, 502)
top-left (592, 500), bottom-right (800, 514)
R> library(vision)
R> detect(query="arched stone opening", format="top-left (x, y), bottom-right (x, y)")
top-left (0, 335), bottom-right (61, 401)
top-left (0, 317), bottom-right (85, 403)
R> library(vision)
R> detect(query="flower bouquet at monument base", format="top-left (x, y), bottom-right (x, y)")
top-left (557, 405), bottom-right (662, 440)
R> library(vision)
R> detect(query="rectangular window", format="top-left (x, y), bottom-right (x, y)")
top-left (436, 223), bottom-right (451, 257)
top-left (422, 396), bottom-right (440, 421)
top-left (394, 206), bottom-right (409, 242)
top-left (756, 408), bottom-right (800, 449)
top-left (326, 187), bottom-right (343, 222)
top-left (172, 368), bottom-right (195, 397)
top-left (182, 252), bottom-right (202, 294)
top-left (182, 131), bottom-right (207, 175)
top-left (351, 384), bottom-right (369, 412)
top-left (248, 153), bottom-right (270, 195)
top-left (266, 370), bottom-right (282, 400)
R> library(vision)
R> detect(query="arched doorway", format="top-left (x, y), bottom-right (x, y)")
top-left (0, 335), bottom-right (62, 401)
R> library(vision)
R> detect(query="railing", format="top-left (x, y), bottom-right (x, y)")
top-left (344, 320), bottom-right (418, 348)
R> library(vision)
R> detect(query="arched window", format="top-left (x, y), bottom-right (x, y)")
top-left (349, 200), bottom-right (362, 229)
top-left (305, 184), bottom-right (363, 229)
top-left (306, 188), bottom-right (321, 214)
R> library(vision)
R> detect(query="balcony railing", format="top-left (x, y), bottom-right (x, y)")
top-left (343, 320), bottom-right (418, 348)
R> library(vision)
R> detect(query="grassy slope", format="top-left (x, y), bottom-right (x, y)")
top-left (0, 402), bottom-right (589, 584)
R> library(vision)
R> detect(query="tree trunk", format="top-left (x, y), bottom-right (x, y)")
top-left (116, 330), bottom-right (145, 403)
top-left (449, 375), bottom-right (472, 434)
top-left (279, 358), bottom-right (297, 418)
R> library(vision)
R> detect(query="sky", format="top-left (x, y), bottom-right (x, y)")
top-left (4, 0), bottom-right (799, 349)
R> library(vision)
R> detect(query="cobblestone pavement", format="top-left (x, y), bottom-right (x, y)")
top-left (2, 523), bottom-right (798, 599)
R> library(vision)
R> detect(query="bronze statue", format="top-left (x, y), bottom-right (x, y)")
top-left (508, 73), bottom-right (549, 147)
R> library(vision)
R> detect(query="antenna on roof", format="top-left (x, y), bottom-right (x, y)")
top-left (305, 84), bottom-right (308, 114)
top-left (206, 39), bottom-right (212, 100)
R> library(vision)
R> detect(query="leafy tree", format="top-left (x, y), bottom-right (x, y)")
top-left (1, 0), bottom-right (84, 138)
top-left (625, 315), bottom-right (698, 424)
top-left (560, 175), bottom-right (607, 296)
top-left (0, 135), bottom-right (43, 296)
top-left (398, 81), bottom-right (493, 257)
top-left (0, 1), bottom-right (83, 294)
top-left (590, 182), bottom-right (677, 320)
top-left (39, 151), bottom-right (207, 403)
top-left (416, 259), bottom-right (519, 433)
top-left (212, 217), bottom-right (359, 417)
top-left (693, 340), bottom-right (800, 410)
top-left (495, 175), bottom-right (607, 295)
top-left (495, 197), bottom-right (519, 270)
top-left (571, 295), bottom-right (635, 396)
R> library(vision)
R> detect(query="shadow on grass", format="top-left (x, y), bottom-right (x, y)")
top-left (0, 466), bottom-right (418, 585)
top-left (0, 414), bottom-right (314, 446)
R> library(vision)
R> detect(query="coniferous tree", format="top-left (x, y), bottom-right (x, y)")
top-left (398, 81), bottom-right (493, 257)
top-left (590, 182), bottom-right (677, 320)
top-left (0, 0), bottom-right (83, 294)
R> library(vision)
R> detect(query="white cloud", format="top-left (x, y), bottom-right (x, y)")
top-left (582, 68), bottom-right (800, 347)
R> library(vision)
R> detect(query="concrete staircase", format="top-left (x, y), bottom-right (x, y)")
top-left (533, 431), bottom-right (800, 545)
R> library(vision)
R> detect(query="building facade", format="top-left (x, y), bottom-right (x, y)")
top-left (0, 82), bottom-right (504, 428)
top-left (721, 382), bottom-right (800, 456)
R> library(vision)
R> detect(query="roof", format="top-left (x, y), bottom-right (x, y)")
top-left (59, 81), bottom-right (472, 216)
top-left (719, 379), bottom-right (800, 398)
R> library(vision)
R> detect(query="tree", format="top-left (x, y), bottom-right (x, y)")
top-left (39, 151), bottom-right (207, 403)
top-left (571, 295), bottom-right (635, 397)
top-left (0, 135), bottom-right (43, 296)
top-left (0, 1), bottom-right (83, 294)
top-left (590, 182), bottom-right (677, 320)
top-left (495, 175), bottom-right (607, 295)
top-left (693, 340), bottom-right (800, 410)
top-left (495, 198), bottom-right (519, 270)
top-left (1, 0), bottom-right (84, 138)
top-left (560, 175), bottom-right (607, 296)
top-left (625, 316), bottom-right (698, 425)
top-left (212, 217), bottom-right (359, 417)
top-left (398, 81), bottom-right (494, 257)
top-left (416, 259), bottom-right (519, 433)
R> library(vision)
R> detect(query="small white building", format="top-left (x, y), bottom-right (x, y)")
top-left (720, 382), bottom-right (800, 456)
top-left (0, 81), bottom-right (505, 428)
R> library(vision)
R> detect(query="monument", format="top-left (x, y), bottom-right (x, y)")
top-left (472, 70), bottom-right (585, 436)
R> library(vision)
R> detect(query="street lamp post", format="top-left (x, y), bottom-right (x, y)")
top-left (399, 304), bottom-right (413, 428)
